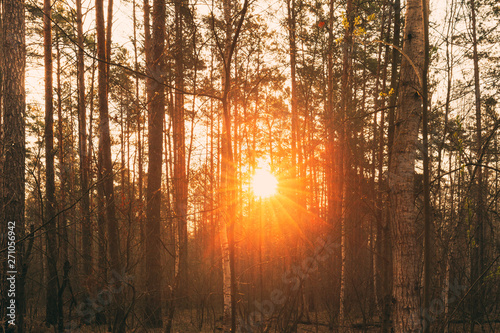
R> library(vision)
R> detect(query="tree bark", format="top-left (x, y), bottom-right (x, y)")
top-left (145, 0), bottom-right (166, 326)
top-left (96, 0), bottom-right (125, 330)
top-left (2, 0), bottom-right (26, 329)
top-left (173, 0), bottom-right (188, 304)
top-left (469, 0), bottom-right (485, 329)
top-left (287, 0), bottom-right (298, 183)
top-left (388, 0), bottom-right (424, 331)
top-left (387, 0), bottom-right (401, 159)
top-left (421, 0), bottom-right (432, 331)
top-left (217, 0), bottom-right (249, 330)
top-left (381, 1), bottom-right (400, 330)
top-left (54, 31), bottom-right (69, 273)
top-left (76, 0), bottom-right (91, 283)
top-left (140, 0), bottom-right (150, 298)
top-left (325, 0), bottom-right (342, 321)
top-left (165, 1), bottom-right (188, 330)
top-left (44, 0), bottom-right (59, 325)
top-left (220, 0), bottom-right (234, 325)
top-left (339, 0), bottom-right (353, 326)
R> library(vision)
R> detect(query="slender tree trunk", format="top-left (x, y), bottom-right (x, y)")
top-left (325, 0), bottom-right (343, 323)
top-left (286, 0), bottom-right (304, 327)
top-left (165, 0), bottom-right (188, 330)
top-left (387, 0), bottom-right (400, 158)
top-left (55, 31), bottom-right (69, 331)
top-left (96, 0), bottom-right (107, 292)
top-left (443, 150), bottom-right (456, 333)
top-left (174, 0), bottom-right (188, 304)
top-left (132, 0), bottom-right (144, 303)
top-left (380, 1), bottom-right (400, 330)
top-left (55, 30), bottom-right (68, 262)
top-left (44, 0), bottom-right (59, 325)
top-left (339, 0), bottom-right (353, 327)
top-left (218, 1), bottom-right (249, 331)
top-left (55, 31), bottom-right (68, 266)
top-left (220, 3), bottom-right (235, 328)
top-left (438, 7), bottom-right (455, 326)
top-left (220, 0), bottom-right (234, 330)
top-left (388, 0), bottom-right (424, 331)
top-left (2, 0), bottom-right (26, 329)
top-left (0, 9), bottom-right (4, 324)
top-left (421, 0), bottom-right (432, 331)
top-left (145, 0), bottom-right (166, 326)
top-left (96, 0), bottom-right (125, 330)
top-left (0, 0), bottom-right (3, 242)
top-left (140, 0), bottom-right (150, 300)
top-left (143, 0), bottom-right (152, 112)
top-left (76, 0), bottom-right (91, 283)
top-left (106, 0), bottom-right (113, 75)
top-left (470, 0), bottom-right (485, 329)
top-left (373, 4), bottom-right (386, 315)
top-left (437, 0), bottom-right (455, 233)
top-left (286, 0), bottom-right (298, 183)
top-left (286, 0), bottom-right (302, 267)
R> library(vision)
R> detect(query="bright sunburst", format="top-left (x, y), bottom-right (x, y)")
top-left (252, 168), bottom-right (278, 198)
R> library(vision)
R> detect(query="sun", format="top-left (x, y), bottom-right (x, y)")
top-left (252, 168), bottom-right (278, 198)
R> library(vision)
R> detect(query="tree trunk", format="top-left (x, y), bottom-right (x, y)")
top-left (2, 0), bottom-right (26, 330)
top-left (388, 0), bottom-right (424, 331)
top-left (217, 1), bottom-right (249, 331)
top-left (325, 0), bottom-right (335, 230)
top-left (470, 0), bottom-right (485, 330)
top-left (325, 0), bottom-right (343, 324)
top-left (387, 0), bottom-right (401, 159)
top-left (287, 0), bottom-right (298, 185)
top-left (372, 2), bottom-right (386, 316)
top-left (380, 1), bottom-right (400, 330)
top-left (438, 4), bottom-right (455, 327)
top-left (174, 0), bottom-right (188, 304)
top-left (55, 30), bottom-right (69, 267)
top-left (421, 0), bottom-right (432, 331)
top-left (220, 0), bottom-right (233, 331)
top-left (339, 0), bottom-right (353, 326)
top-left (55, 30), bottom-right (70, 331)
top-left (145, 0), bottom-right (166, 326)
top-left (44, 0), bottom-right (59, 325)
top-left (165, 0), bottom-right (189, 331)
top-left (140, 0), bottom-right (150, 303)
top-left (286, 0), bottom-right (304, 326)
top-left (96, 0), bottom-right (125, 330)
top-left (76, 0), bottom-right (91, 283)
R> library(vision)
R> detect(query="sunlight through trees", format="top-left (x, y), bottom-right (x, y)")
top-left (252, 168), bottom-right (278, 198)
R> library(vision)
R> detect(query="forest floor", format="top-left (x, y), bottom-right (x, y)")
top-left (160, 313), bottom-right (500, 333)
top-left (23, 310), bottom-right (500, 332)
top-left (23, 322), bottom-right (500, 332)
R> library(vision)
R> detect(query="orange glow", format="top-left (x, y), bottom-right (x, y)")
top-left (252, 168), bottom-right (278, 198)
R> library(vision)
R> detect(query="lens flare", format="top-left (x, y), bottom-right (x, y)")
top-left (252, 168), bottom-right (278, 198)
